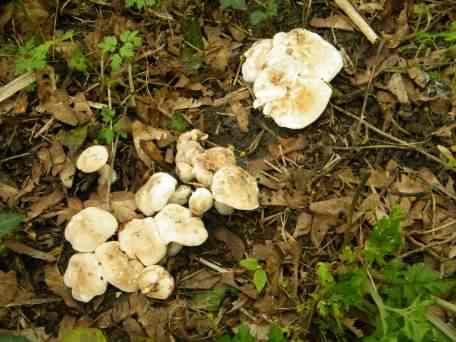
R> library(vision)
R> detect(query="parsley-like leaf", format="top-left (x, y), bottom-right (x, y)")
top-left (99, 36), bottom-right (118, 54)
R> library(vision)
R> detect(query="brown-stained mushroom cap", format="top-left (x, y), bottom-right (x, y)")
top-left (95, 241), bottom-right (144, 292)
top-left (64, 207), bottom-right (118, 252)
top-left (119, 218), bottom-right (167, 266)
top-left (135, 172), bottom-right (177, 216)
top-left (76, 145), bottom-right (109, 173)
top-left (63, 253), bottom-right (107, 303)
top-left (211, 166), bottom-right (259, 210)
top-left (138, 265), bottom-right (175, 300)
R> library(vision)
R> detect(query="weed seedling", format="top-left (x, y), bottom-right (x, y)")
top-left (125, 0), bottom-right (158, 10)
top-left (240, 258), bottom-right (268, 293)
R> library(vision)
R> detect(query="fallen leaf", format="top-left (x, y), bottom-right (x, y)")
top-left (311, 214), bottom-right (338, 247)
top-left (44, 264), bottom-right (80, 309)
top-left (111, 192), bottom-right (139, 223)
top-left (294, 211), bottom-right (312, 237)
top-left (4, 240), bottom-right (56, 262)
top-left (0, 271), bottom-right (18, 306)
top-left (310, 15), bottom-right (355, 31)
top-left (309, 197), bottom-right (352, 217)
top-left (230, 101), bottom-right (249, 132)
top-left (213, 227), bottom-right (245, 261)
top-left (387, 73), bottom-right (409, 104)
top-left (132, 120), bottom-right (173, 166)
top-left (28, 190), bottom-right (65, 220)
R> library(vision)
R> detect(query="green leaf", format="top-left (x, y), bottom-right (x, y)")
top-left (99, 36), bottom-right (117, 54)
top-left (192, 287), bottom-right (227, 312)
top-left (97, 127), bottom-right (115, 144)
top-left (61, 328), bottom-right (107, 342)
top-left (100, 107), bottom-right (116, 123)
top-left (68, 47), bottom-right (89, 73)
top-left (0, 210), bottom-right (25, 239)
top-left (317, 262), bottom-right (335, 288)
top-left (268, 325), bottom-right (287, 342)
top-left (363, 207), bottom-right (403, 265)
top-left (240, 258), bottom-right (260, 271)
top-left (0, 336), bottom-right (32, 342)
top-left (249, 10), bottom-right (269, 26)
top-left (333, 269), bottom-right (368, 307)
top-left (167, 112), bottom-right (189, 132)
top-left (125, 0), bottom-right (158, 10)
top-left (120, 30), bottom-right (142, 48)
top-left (233, 324), bottom-right (255, 342)
top-left (57, 126), bottom-right (88, 152)
top-left (220, 0), bottom-right (247, 10)
top-left (254, 269), bottom-right (268, 293)
top-left (110, 53), bottom-right (123, 72)
top-left (15, 38), bottom-right (53, 74)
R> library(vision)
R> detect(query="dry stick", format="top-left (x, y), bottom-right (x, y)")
top-left (331, 104), bottom-right (449, 169)
top-left (334, 0), bottom-right (379, 44)
top-left (0, 72), bottom-right (36, 104)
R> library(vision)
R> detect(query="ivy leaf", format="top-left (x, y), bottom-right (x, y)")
top-left (240, 258), bottom-right (260, 271)
top-left (253, 269), bottom-right (268, 293)
top-left (0, 210), bottom-right (25, 239)
top-left (220, 0), bottom-right (247, 10)
top-left (61, 328), bottom-right (107, 342)
top-left (363, 207), bottom-right (403, 265)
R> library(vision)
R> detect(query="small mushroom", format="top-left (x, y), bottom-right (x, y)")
top-left (175, 162), bottom-right (194, 183)
top-left (214, 201), bottom-right (234, 216)
top-left (119, 218), bottom-right (167, 266)
top-left (256, 75), bottom-right (332, 129)
top-left (167, 242), bottom-right (183, 257)
top-left (189, 188), bottom-right (213, 216)
top-left (76, 145), bottom-right (109, 173)
top-left (168, 185), bottom-right (192, 206)
top-left (95, 241), bottom-right (144, 292)
top-left (135, 172), bottom-right (178, 216)
top-left (64, 207), bottom-right (118, 252)
top-left (138, 265), bottom-right (175, 300)
top-left (97, 164), bottom-right (118, 186)
top-left (175, 140), bottom-right (204, 165)
top-left (155, 204), bottom-right (208, 246)
top-left (211, 166), bottom-right (259, 210)
top-left (176, 129), bottom-right (208, 148)
top-left (191, 147), bottom-right (237, 187)
top-left (242, 39), bottom-right (273, 83)
top-left (64, 253), bottom-right (107, 303)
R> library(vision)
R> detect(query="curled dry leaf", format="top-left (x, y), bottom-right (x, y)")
top-left (132, 120), bottom-right (173, 166)
top-left (213, 226), bottom-right (245, 261)
top-left (309, 196), bottom-right (352, 217)
top-left (28, 190), bottom-right (65, 220)
top-left (310, 15), bottom-right (355, 31)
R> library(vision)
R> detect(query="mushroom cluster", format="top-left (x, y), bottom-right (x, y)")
top-left (63, 136), bottom-right (259, 302)
top-left (241, 28), bottom-right (344, 129)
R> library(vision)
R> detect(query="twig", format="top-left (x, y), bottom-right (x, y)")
top-left (0, 72), bottom-right (36, 104)
top-left (197, 257), bottom-right (228, 273)
top-left (426, 311), bottom-right (456, 341)
top-left (334, 0), bottom-right (379, 44)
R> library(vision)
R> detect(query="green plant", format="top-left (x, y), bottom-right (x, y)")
top-left (125, 0), bottom-right (158, 10)
top-left (0, 210), bottom-right (25, 242)
top-left (437, 145), bottom-right (456, 169)
top-left (98, 30), bottom-right (143, 73)
top-left (416, 21), bottom-right (456, 44)
top-left (218, 323), bottom-right (288, 342)
top-left (61, 328), bottom-right (106, 342)
top-left (96, 107), bottom-right (126, 144)
top-left (240, 258), bottom-right (268, 293)
top-left (15, 31), bottom-right (74, 74)
top-left (314, 207), bottom-right (456, 341)
top-left (219, 0), bottom-right (278, 26)
top-left (0, 336), bottom-right (31, 342)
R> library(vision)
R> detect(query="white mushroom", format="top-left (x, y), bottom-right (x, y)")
top-left (192, 163), bottom-right (213, 187)
top-left (135, 172), bottom-right (178, 216)
top-left (257, 75), bottom-right (332, 129)
top-left (175, 162), bottom-right (194, 183)
top-left (63, 253), bottom-right (107, 303)
top-left (138, 265), bottom-right (175, 300)
top-left (191, 147), bottom-right (237, 187)
top-left (242, 39), bottom-right (273, 83)
top-left (64, 207), bottom-right (118, 252)
top-left (175, 140), bottom-right (204, 165)
top-left (95, 241), bottom-right (144, 292)
top-left (119, 218), bottom-right (167, 266)
top-left (168, 185), bottom-right (192, 205)
top-left (97, 164), bottom-right (118, 186)
top-left (211, 166), bottom-right (259, 210)
top-left (155, 204), bottom-right (208, 246)
top-left (214, 201), bottom-right (234, 216)
top-left (76, 145), bottom-right (109, 173)
top-left (176, 129), bottom-right (208, 148)
top-left (189, 188), bottom-right (213, 216)
top-left (267, 29), bottom-right (343, 82)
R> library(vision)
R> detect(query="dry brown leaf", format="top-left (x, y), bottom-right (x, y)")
top-left (269, 135), bottom-right (306, 159)
top-left (4, 240), bottom-right (56, 262)
top-left (111, 192), bottom-right (139, 223)
top-left (28, 190), bottom-right (65, 220)
top-left (294, 212), bottom-right (312, 237)
top-left (44, 264), bottom-right (80, 309)
top-left (311, 215), bottom-right (338, 247)
top-left (368, 168), bottom-right (391, 188)
top-left (230, 101), bottom-right (249, 132)
top-left (213, 226), bottom-right (245, 261)
top-left (39, 90), bottom-right (79, 126)
top-left (132, 120), bottom-right (173, 166)
top-left (60, 158), bottom-right (76, 189)
top-left (309, 196), bottom-right (352, 217)
top-left (0, 172), bottom-right (18, 205)
top-left (387, 73), bottom-right (409, 104)
top-left (384, 7), bottom-right (409, 48)
top-left (96, 293), bottom-right (138, 329)
top-left (0, 271), bottom-right (18, 306)
top-left (180, 269), bottom-right (221, 290)
top-left (394, 174), bottom-right (428, 194)
top-left (310, 15), bottom-right (355, 31)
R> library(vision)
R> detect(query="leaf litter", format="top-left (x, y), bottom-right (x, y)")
top-left (0, 0), bottom-right (456, 341)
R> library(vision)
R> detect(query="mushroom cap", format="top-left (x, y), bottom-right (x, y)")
top-left (192, 147), bottom-right (236, 172)
top-left (175, 162), bottom-right (194, 183)
top-left (76, 145), bottom-right (109, 173)
top-left (175, 140), bottom-right (204, 165)
top-left (168, 185), bottom-right (192, 206)
top-left (261, 76), bottom-right (332, 129)
top-left (242, 39), bottom-right (273, 83)
top-left (268, 29), bottom-right (343, 82)
top-left (64, 207), bottom-right (118, 252)
top-left (135, 172), bottom-right (178, 216)
top-left (192, 163), bottom-right (213, 188)
top-left (119, 218), bottom-right (167, 266)
top-left (155, 204), bottom-right (208, 246)
top-left (97, 165), bottom-right (118, 185)
top-left (64, 253), bottom-right (107, 303)
top-left (211, 166), bottom-right (259, 210)
top-left (214, 201), bottom-right (234, 216)
top-left (138, 265), bottom-right (175, 300)
top-left (189, 188), bottom-right (214, 217)
top-left (111, 191), bottom-right (139, 223)
top-left (176, 129), bottom-right (208, 148)
top-left (253, 68), bottom-right (291, 109)
top-left (95, 241), bottom-right (144, 292)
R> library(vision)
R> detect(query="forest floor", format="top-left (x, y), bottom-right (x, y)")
top-left (0, 0), bottom-right (456, 341)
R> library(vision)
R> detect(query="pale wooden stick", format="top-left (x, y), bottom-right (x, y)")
top-left (0, 72), bottom-right (36, 104)
top-left (334, 0), bottom-right (379, 44)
